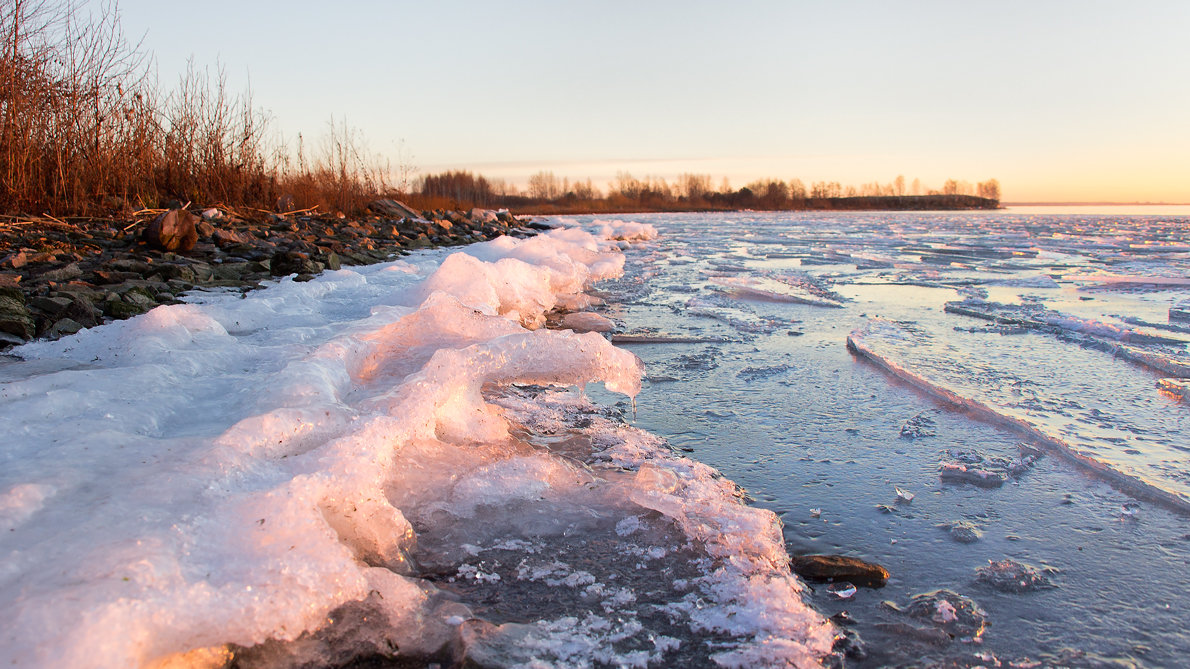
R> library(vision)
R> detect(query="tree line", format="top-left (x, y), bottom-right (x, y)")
top-left (407, 169), bottom-right (1001, 214)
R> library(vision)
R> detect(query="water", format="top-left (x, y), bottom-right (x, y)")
top-left (2, 212), bottom-right (1188, 668)
top-left (580, 211), bottom-right (1190, 667)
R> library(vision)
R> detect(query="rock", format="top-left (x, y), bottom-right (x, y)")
top-left (142, 209), bottom-right (199, 252)
top-left (900, 411), bottom-right (936, 438)
top-left (30, 295), bottom-right (73, 316)
top-left (201, 207), bottom-right (223, 221)
top-left (271, 250), bottom-right (320, 276)
top-left (52, 291), bottom-right (102, 327)
top-left (975, 559), bottom-right (1057, 593)
top-left (791, 554), bottom-right (889, 587)
top-left (103, 296), bottom-right (146, 319)
top-left (872, 621), bottom-right (951, 646)
top-left (0, 293), bottom-right (36, 340)
top-left (39, 262), bottom-right (82, 283)
top-left (1, 251), bottom-right (27, 269)
top-left (937, 520), bottom-right (982, 543)
top-left (368, 198), bottom-right (421, 219)
top-left (212, 229), bottom-right (246, 249)
top-left (939, 462), bottom-right (1006, 488)
top-left (47, 318), bottom-right (84, 337)
top-left (902, 589), bottom-right (988, 641)
top-left (469, 208), bottom-right (498, 224)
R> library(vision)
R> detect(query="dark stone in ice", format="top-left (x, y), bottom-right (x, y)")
top-left (976, 558), bottom-right (1058, 593)
top-left (791, 554), bottom-right (890, 587)
top-left (903, 589), bottom-right (988, 641)
top-left (937, 520), bottom-right (983, 543)
top-left (899, 412), bottom-right (936, 439)
top-left (939, 462), bottom-right (1006, 488)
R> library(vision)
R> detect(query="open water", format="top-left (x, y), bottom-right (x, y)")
top-left (584, 210), bottom-right (1190, 667)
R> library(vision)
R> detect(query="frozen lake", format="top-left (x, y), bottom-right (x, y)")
top-left (2, 210), bottom-right (1188, 667)
top-left (587, 210), bottom-right (1190, 667)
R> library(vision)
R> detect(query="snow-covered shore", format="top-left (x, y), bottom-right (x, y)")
top-left (1, 221), bottom-right (831, 668)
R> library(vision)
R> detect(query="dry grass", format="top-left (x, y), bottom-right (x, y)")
top-left (0, 0), bottom-right (392, 218)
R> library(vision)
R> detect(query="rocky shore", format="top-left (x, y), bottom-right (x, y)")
top-left (0, 200), bottom-right (539, 350)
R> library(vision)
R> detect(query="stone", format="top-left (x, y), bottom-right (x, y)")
top-left (39, 262), bottom-right (83, 283)
top-left (975, 559), bottom-right (1057, 593)
top-left (142, 209), bottom-right (199, 252)
top-left (47, 318), bottom-right (84, 337)
top-left (196, 220), bottom-right (216, 238)
top-left (937, 520), bottom-right (982, 543)
top-left (103, 297), bottom-right (146, 319)
top-left (469, 208), bottom-right (499, 224)
top-left (0, 294), bottom-right (36, 340)
top-left (939, 462), bottom-right (1006, 488)
top-left (212, 228), bottom-right (246, 248)
top-left (791, 554), bottom-right (889, 587)
top-left (903, 589), bottom-right (988, 641)
top-left (31, 295), bottom-right (73, 316)
top-left (271, 251), bottom-right (320, 276)
top-left (1, 251), bottom-right (27, 269)
top-left (367, 199), bottom-right (421, 219)
top-left (900, 412), bottom-right (936, 438)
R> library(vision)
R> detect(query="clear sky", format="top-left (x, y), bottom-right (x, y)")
top-left (115, 0), bottom-right (1190, 203)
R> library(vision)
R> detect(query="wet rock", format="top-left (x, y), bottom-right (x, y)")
top-left (791, 554), bottom-right (889, 587)
top-left (937, 520), bottom-right (982, 543)
top-left (829, 626), bottom-right (867, 663)
top-left (975, 559), bottom-right (1057, 593)
top-left (899, 411), bottom-right (936, 438)
top-left (939, 462), bottom-right (1006, 488)
top-left (142, 209), bottom-right (199, 252)
top-left (872, 621), bottom-right (952, 646)
top-left (902, 589), bottom-right (987, 642)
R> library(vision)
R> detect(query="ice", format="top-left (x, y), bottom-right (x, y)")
top-left (848, 318), bottom-right (1190, 514)
top-left (0, 221), bottom-right (831, 668)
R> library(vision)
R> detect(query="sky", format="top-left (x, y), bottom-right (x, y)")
top-left (113, 0), bottom-right (1190, 203)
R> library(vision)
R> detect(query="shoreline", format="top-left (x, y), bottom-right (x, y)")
top-left (0, 202), bottom-right (538, 351)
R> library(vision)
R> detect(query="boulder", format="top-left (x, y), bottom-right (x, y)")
top-left (368, 199), bottom-right (421, 219)
top-left (143, 209), bottom-right (199, 252)
top-left (0, 290), bottom-right (36, 340)
top-left (791, 554), bottom-right (889, 587)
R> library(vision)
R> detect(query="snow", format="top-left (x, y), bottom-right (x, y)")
top-left (0, 220), bottom-right (829, 668)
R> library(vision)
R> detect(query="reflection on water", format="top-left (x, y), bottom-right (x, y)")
top-left (582, 211), bottom-right (1190, 667)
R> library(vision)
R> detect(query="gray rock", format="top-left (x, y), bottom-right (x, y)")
top-left (937, 520), bottom-right (982, 543)
top-left (48, 318), bottom-right (84, 337)
top-left (39, 262), bottom-right (82, 283)
top-left (31, 295), bottom-right (73, 315)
